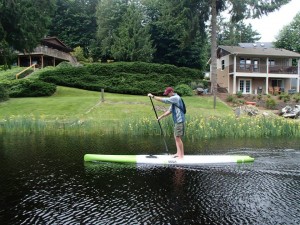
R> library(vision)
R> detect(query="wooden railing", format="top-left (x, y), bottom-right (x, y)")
top-left (16, 64), bottom-right (36, 79)
top-left (229, 64), bottom-right (298, 74)
top-left (33, 46), bottom-right (75, 63)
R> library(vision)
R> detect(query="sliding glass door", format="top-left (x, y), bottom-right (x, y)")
top-left (239, 79), bottom-right (252, 94)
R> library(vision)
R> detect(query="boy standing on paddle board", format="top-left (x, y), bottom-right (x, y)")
top-left (148, 87), bottom-right (185, 159)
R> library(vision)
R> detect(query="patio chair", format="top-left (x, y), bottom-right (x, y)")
top-left (268, 87), bottom-right (274, 95)
top-left (274, 86), bottom-right (281, 95)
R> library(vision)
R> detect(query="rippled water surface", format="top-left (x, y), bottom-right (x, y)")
top-left (0, 134), bottom-right (299, 224)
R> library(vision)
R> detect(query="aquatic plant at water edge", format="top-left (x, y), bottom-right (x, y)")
top-left (1, 115), bottom-right (300, 140)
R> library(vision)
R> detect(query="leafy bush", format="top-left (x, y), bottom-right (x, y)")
top-left (56, 61), bottom-right (74, 69)
top-left (7, 79), bottom-right (56, 97)
top-left (293, 94), bottom-right (300, 103)
top-left (226, 95), bottom-right (235, 102)
top-left (257, 94), bottom-right (262, 100)
top-left (39, 62), bottom-right (203, 95)
top-left (265, 98), bottom-right (276, 109)
top-left (0, 83), bottom-right (9, 102)
top-left (236, 91), bottom-right (243, 98)
top-left (174, 84), bottom-right (193, 96)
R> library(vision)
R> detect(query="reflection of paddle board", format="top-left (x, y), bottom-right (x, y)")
top-left (84, 154), bottom-right (254, 165)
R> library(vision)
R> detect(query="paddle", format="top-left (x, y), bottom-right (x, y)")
top-left (149, 96), bottom-right (169, 154)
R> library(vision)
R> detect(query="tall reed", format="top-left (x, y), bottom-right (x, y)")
top-left (1, 115), bottom-right (300, 140)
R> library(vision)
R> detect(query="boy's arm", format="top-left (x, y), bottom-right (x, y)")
top-left (158, 110), bottom-right (172, 120)
top-left (148, 93), bottom-right (164, 102)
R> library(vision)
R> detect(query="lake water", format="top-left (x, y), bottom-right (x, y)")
top-left (0, 134), bottom-right (299, 224)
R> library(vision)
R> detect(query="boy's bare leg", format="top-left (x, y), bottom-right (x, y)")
top-left (174, 136), bottom-right (184, 159)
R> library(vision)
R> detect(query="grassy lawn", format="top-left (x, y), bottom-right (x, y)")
top-left (0, 86), bottom-right (233, 124)
top-left (1, 86), bottom-right (300, 139)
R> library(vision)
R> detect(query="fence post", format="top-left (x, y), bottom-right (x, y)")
top-left (101, 89), bottom-right (104, 102)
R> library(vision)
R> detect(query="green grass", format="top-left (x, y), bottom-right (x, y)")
top-left (0, 86), bottom-right (232, 122)
top-left (1, 86), bottom-right (300, 139)
top-left (0, 86), bottom-right (233, 135)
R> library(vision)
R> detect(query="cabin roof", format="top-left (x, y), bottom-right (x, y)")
top-left (41, 37), bottom-right (72, 53)
top-left (218, 45), bottom-right (300, 58)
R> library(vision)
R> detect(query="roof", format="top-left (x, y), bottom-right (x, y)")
top-left (238, 42), bottom-right (274, 48)
top-left (41, 37), bottom-right (72, 53)
top-left (218, 45), bottom-right (300, 58)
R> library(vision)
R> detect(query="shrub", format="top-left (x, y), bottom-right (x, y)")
top-left (7, 79), bottom-right (56, 97)
top-left (278, 93), bottom-right (290, 102)
top-left (293, 94), bottom-right (300, 103)
top-left (257, 94), bottom-right (262, 100)
top-left (0, 83), bottom-right (9, 102)
top-left (39, 62), bottom-right (203, 95)
top-left (56, 61), bottom-right (74, 69)
top-left (226, 95), bottom-right (235, 102)
top-left (265, 98), bottom-right (276, 109)
top-left (236, 91), bottom-right (243, 98)
top-left (174, 84), bottom-right (194, 96)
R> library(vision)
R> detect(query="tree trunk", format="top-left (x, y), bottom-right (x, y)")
top-left (210, 0), bottom-right (217, 109)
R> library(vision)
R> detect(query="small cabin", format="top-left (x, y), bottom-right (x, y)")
top-left (17, 37), bottom-right (77, 68)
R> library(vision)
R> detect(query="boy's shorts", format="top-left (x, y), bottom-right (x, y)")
top-left (174, 122), bottom-right (185, 137)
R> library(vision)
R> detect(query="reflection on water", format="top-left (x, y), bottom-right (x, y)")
top-left (0, 134), bottom-right (300, 224)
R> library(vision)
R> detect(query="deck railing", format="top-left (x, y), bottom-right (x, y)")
top-left (229, 64), bottom-right (298, 74)
top-left (19, 46), bottom-right (76, 63)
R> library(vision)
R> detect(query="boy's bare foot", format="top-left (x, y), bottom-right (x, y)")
top-left (172, 154), bottom-right (184, 159)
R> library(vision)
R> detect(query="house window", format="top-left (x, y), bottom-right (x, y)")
top-left (239, 58), bottom-right (251, 70)
top-left (268, 59), bottom-right (275, 66)
top-left (240, 58), bottom-right (245, 69)
top-left (291, 78), bottom-right (297, 89)
top-left (253, 59), bottom-right (259, 72)
top-left (239, 79), bottom-right (251, 94)
top-left (271, 79), bottom-right (283, 88)
top-left (245, 59), bottom-right (251, 70)
top-left (221, 60), bottom-right (225, 70)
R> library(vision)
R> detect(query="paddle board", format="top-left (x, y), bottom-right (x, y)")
top-left (84, 154), bottom-right (254, 165)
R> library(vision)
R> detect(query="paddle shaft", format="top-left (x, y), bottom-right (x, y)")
top-left (149, 96), bottom-right (169, 153)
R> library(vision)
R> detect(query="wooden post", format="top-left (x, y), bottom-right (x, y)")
top-left (101, 89), bottom-right (104, 102)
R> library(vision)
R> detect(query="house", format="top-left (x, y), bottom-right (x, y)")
top-left (214, 43), bottom-right (300, 95)
top-left (17, 37), bottom-right (77, 68)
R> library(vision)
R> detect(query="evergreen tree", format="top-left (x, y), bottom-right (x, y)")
top-left (145, 0), bottom-right (209, 68)
top-left (275, 12), bottom-right (300, 53)
top-left (96, 0), bottom-right (129, 61)
top-left (218, 20), bottom-right (261, 46)
top-left (111, 3), bottom-right (155, 62)
top-left (48, 0), bottom-right (98, 57)
top-left (0, 0), bottom-right (55, 67)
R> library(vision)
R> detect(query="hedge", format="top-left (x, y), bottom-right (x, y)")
top-left (39, 62), bottom-right (203, 95)
top-left (0, 83), bottom-right (9, 101)
top-left (5, 79), bottom-right (56, 97)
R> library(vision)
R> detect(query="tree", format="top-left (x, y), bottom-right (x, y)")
top-left (48, 0), bottom-right (98, 57)
top-left (96, 0), bottom-right (129, 61)
top-left (145, 0), bottom-right (209, 68)
top-left (111, 3), bottom-right (155, 62)
top-left (218, 19), bottom-right (260, 46)
top-left (275, 12), bottom-right (300, 53)
top-left (0, 0), bottom-right (55, 67)
top-left (71, 46), bottom-right (89, 63)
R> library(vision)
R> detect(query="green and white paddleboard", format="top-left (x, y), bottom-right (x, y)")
top-left (84, 154), bottom-right (254, 165)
